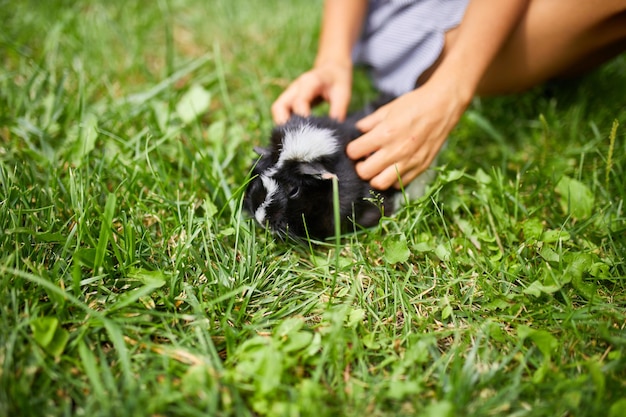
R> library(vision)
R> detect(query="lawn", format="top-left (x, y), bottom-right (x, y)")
top-left (1, 1), bottom-right (625, 416)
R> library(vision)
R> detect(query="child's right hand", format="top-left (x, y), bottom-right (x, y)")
top-left (271, 62), bottom-right (353, 125)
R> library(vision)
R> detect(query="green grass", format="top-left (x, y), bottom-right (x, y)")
top-left (1, 0), bottom-right (625, 416)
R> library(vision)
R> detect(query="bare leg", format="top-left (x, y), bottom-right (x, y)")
top-left (418, 0), bottom-right (626, 95)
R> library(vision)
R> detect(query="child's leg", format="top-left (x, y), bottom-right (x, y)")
top-left (421, 0), bottom-right (626, 95)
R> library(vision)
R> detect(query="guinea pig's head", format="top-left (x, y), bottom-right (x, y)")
top-left (244, 116), bottom-right (345, 239)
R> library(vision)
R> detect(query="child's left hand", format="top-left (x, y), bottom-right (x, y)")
top-left (346, 80), bottom-right (471, 190)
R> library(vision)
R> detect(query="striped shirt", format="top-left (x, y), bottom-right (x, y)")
top-left (353, 0), bottom-right (470, 96)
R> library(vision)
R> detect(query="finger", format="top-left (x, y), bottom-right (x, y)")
top-left (271, 102), bottom-right (292, 125)
top-left (368, 146), bottom-right (433, 190)
top-left (328, 86), bottom-right (351, 122)
top-left (346, 128), bottom-right (383, 160)
top-left (355, 106), bottom-right (386, 132)
top-left (353, 145), bottom-right (399, 181)
top-left (370, 163), bottom-right (405, 190)
top-left (393, 166), bottom-right (423, 190)
top-left (290, 83), bottom-right (323, 118)
top-left (292, 99), bottom-right (312, 118)
top-left (392, 151), bottom-right (435, 189)
top-left (272, 73), bottom-right (324, 122)
top-left (271, 88), bottom-right (298, 124)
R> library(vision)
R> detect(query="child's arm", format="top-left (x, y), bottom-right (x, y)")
top-left (272, 0), bottom-right (367, 124)
top-left (346, 0), bottom-right (530, 190)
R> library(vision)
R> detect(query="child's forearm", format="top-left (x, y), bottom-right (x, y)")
top-left (429, 0), bottom-right (530, 102)
top-left (314, 0), bottom-right (368, 67)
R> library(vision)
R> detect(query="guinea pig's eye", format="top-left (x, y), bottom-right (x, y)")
top-left (288, 185), bottom-right (301, 199)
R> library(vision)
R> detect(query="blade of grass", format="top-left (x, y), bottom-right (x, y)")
top-left (605, 119), bottom-right (618, 188)
top-left (94, 192), bottom-right (116, 273)
top-left (328, 175), bottom-right (341, 305)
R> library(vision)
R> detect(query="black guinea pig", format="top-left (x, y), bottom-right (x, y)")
top-left (244, 115), bottom-right (397, 240)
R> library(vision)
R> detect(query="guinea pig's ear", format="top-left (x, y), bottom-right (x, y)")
top-left (253, 146), bottom-right (271, 157)
top-left (299, 162), bottom-right (338, 180)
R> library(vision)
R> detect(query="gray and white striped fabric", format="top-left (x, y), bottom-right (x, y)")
top-left (353, 0), bottom-right (470, 96)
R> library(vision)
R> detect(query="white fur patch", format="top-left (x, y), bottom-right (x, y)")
top-left (254, 175), bottom-right (279, 225)
top-left (279, 123), bottom-right (338, 164)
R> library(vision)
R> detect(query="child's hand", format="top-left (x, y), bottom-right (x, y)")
top-left (346, 81), bottom-right (471, 190)
top-left (271, 62), bottom-right (352, 124)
